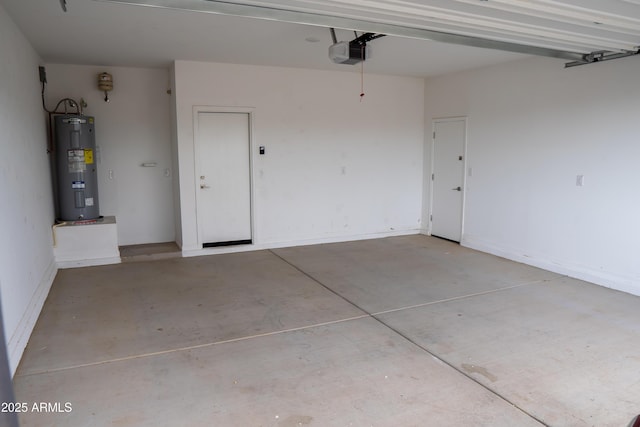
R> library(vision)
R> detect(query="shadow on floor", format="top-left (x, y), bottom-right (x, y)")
top-left (119, 241), bottom-right (181, 262)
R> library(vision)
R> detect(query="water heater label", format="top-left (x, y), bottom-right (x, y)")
top-left (84, 149), bottom-right (94, 164)
top-left (85, 198), bottom-right (94, 207)
top-left (72, 181), bottom-right (85, 189)
top-left (67, 149), bottom-right (86, 172)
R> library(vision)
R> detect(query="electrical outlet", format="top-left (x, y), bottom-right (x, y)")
top-left (38, 66), bottom-right (47, 83)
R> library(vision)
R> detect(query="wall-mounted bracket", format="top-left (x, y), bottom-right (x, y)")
top-left (565, 50), bottom-right (640, 68)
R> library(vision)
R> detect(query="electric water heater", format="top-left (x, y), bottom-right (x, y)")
top-left (55, 115), bottom-right (100, 221)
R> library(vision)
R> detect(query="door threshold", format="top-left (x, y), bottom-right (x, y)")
top-left (203, 239), bottom-right (252, 248)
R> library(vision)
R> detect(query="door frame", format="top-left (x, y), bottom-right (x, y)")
top-left (192, 106), bottom-right (256, 248)
top-left (428, 116), bottom-right (468, 241)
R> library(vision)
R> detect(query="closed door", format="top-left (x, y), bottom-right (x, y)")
top-left (431, 119), bottom-right (466, 242)
top-left (196, 112), bottom-right (252, 247)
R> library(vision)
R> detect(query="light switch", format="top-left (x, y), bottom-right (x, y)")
top-left (576, 175), bottom-right (584, 186)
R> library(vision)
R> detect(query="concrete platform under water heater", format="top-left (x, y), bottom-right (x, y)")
top-left (52, 216), bottom-right (120, 268)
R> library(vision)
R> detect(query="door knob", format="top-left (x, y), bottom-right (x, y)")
top-left (452, 186), bottom-right (462, 191)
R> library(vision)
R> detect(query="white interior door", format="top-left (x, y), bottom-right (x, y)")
top-left (196, 112), bottom-right (252, 247)
top-left (431, 119), bottom-right (466, 242)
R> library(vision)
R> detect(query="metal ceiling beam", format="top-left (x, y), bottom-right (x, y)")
top-left (95, 0), bottom-right (587, 61)
top-left (565, 49), bottom-right (640, 68)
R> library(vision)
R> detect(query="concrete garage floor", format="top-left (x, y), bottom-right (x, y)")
top-left (13, 235), bottom-right (640, 426)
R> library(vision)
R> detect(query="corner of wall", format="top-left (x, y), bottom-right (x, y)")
top-left (169, 63), bottom-right (183, 249)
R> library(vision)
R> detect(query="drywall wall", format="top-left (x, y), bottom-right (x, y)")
top-left (424, 56), bottom-right (640, 295)
top-left (0, 4), bottom-right (57, 374)
top-left (173, 61), bottom-right (424, 252)
top-left (44, 64), bottom-right (175, 246)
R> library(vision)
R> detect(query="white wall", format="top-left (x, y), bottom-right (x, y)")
top-left (424, 56), bottom-right (640, 295)
top-left (0, 4), bottom-right (57, 374)
top-left (44, 64), bottom-right (175, 246)
top-left (173, 61), bottom-right (424, 252)
top-left (169, 64), bottom-right (183, 248)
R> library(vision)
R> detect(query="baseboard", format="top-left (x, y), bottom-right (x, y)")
top-left (7, 259), bottom-right (57, 376)
top-left (462, 235), bottom-right (640, 297)
top-left (57, 256), bottom-right (121, 269)
top-left (182, 229), bottom-right (422, 258)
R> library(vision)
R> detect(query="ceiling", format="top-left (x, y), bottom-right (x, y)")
top-left (1, 0), bottom-right (638, 77)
